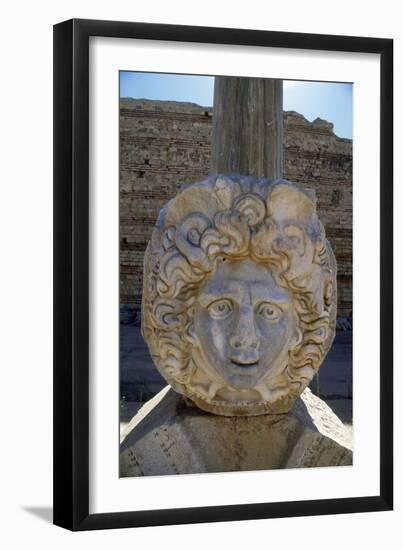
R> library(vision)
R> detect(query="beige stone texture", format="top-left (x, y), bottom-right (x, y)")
top-left (119, 99), bottom-right (352, 316)
top-left (120, 386), bottom-right (352, 476)
top-left (141, 174), bottom-right (337, 416)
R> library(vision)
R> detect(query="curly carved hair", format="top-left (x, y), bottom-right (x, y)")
top-left (141, 175), bottom-right (337, 410)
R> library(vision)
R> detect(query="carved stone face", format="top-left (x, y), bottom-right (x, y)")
top-left (141, 175), bottom-right (337, 416)
top-left (194, 258), bottom-right (298, 390)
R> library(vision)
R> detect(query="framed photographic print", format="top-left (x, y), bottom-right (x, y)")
top-left (53, 18), bottom-right (393, 530)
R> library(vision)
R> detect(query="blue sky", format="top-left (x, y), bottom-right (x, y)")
top-left (120, 72), bottom-right (352, 139)
top-left (283, 81), bottom-right (352, 139)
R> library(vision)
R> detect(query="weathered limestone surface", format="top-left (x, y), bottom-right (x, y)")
top-left (119, 173), bottom-right (351, 476)
top-left (141, 175), bottom-right (337, 416)
top-left (119, 99), bottom-right (352, 315)
top-left (120, 386), bottom-right (352, 476)
top-left (210, 77), bottom-right (283, 178)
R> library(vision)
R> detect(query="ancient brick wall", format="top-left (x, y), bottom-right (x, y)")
top-left (120, 98), bottom-right (352, 316)
top-left (283, 112), bottom-right (352, 316)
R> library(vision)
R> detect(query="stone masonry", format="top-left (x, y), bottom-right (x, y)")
top-left (120, 98), bottom-right (352, 316)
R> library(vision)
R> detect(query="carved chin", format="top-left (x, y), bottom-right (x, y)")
top-left (226, 372), bottom-right (261, 390)
top-left (184, 346), bottom-right (288, 406)
top-left (184, 359), bottom-right (296, 416)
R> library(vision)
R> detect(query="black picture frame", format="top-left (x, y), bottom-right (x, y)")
top-left (53, 18), bottom-right (393, 531)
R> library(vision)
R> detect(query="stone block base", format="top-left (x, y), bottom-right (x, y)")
top-left (120, 386), bottom-right (352, 477)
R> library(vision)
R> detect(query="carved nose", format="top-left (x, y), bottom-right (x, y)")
top-left (229, 306), bottom-right (259, 351)
top-left (230, 334), bottom-right (259, 350)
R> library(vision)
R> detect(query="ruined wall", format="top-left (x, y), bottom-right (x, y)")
top-left (283, 112), bottom-right (352, 316)
top-left (120, 98), bottom-right (352, 316)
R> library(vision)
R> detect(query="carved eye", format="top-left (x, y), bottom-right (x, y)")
top-left (207, 299), bottom-right (233, 319)
top-left (257, 302), bottom-right (282, 321)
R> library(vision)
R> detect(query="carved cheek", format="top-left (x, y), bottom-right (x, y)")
top-left (257, 314), bottom-right (291, 358)
top-left (194, 308), bottom-right (228, 361)
top-left (209, 318), bottom-right (233, 360)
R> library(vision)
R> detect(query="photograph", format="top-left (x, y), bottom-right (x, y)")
top-left (1, 0), bottom-right (399, 544)
top-left (52, 18), bottom-right (393, 530)
top-left (118, 72), bottom-right (354, 477)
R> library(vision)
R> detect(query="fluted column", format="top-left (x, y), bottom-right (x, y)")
top-left (210, 77), bottom-right (283, 178)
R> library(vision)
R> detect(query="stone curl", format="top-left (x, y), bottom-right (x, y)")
top-left (141, 174), bottom-right (337, 415)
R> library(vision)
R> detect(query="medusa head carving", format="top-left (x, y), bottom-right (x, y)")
top-left (141, 175), bottom-right (337, 416)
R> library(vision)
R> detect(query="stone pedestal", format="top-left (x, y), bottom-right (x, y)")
top-left (120, 386), bottom-right (352, 477)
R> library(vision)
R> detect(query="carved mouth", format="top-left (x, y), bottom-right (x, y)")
top-left (231, 359), bottom-right (259, 367)
top-left (230, 359), bottom-right (260, 374)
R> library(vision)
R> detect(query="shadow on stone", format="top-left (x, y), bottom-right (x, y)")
top-left (120, 386), bottom-right (352, 477)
